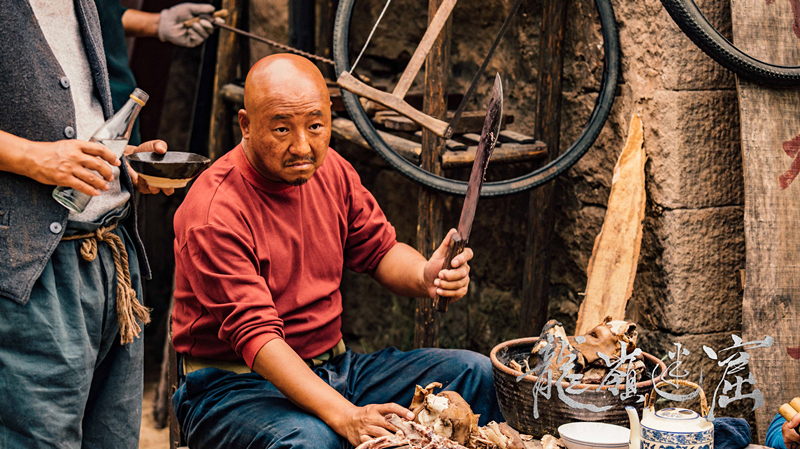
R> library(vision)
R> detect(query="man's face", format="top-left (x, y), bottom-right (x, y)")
top-left (239, 80), bottom-right (331, 185)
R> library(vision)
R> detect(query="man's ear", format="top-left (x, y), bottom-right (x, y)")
top-left (238, 109), bottom-right (250, 138)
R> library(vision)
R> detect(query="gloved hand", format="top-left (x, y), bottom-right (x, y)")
top-left (157, 3), bottom-right (223, 48)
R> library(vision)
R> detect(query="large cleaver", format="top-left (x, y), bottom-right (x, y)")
top-left (433, 73), bottom-right (503, 313)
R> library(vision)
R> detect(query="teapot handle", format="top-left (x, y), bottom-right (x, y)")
top-left (654, 379), bottom-right (709, 417)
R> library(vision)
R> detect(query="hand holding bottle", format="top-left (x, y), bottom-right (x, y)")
top-left (0, 133), bottom-right (121, 197)
top-left (124, 140), bottom-right (175, 196)
top-left (27, 139), bottom-right (121, 196)
top-left (53, 88), bottom-right (148, 212)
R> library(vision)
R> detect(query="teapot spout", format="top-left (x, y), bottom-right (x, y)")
top-left (626, 406), bottom-right (641, 449)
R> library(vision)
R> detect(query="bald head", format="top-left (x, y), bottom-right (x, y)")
top-left (238, 54), bottom-right (332, 186)
top-left (243, 54), bottom-right (330, 115)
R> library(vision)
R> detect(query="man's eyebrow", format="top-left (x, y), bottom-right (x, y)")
top-left (269, 110), bottom-right (323, 120)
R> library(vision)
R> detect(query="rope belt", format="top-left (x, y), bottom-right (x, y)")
top-left (61, 223), bottom-right (151, 344)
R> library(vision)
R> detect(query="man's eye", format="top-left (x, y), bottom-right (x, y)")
top-left (310, 124), bottom-right (322, 130)
top-left (275, 127), bottom-right (289, 133)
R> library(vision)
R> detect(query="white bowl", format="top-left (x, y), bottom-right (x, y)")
top-left (557, 422), bottom-right (630, 449)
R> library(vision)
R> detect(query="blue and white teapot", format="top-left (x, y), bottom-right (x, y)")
top-left (626, 380), bottom-right (713, 449)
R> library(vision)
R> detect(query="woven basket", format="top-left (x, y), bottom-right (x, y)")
top-left (490, 336), bottom-right (667, 438)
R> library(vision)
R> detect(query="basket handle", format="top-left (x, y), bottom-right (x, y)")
top-left (652, 379), bottom-right (709, 417)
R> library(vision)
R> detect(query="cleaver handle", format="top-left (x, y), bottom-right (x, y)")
top-left (432, 233), bottom-right (467, 313)
top-left (779, 399), bottom-right (800, 435)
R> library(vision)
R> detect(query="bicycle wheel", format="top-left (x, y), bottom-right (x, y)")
top-left (333, 0), bottom-right (620, 197)
top-left (661, 0), bottom-right (800, 87)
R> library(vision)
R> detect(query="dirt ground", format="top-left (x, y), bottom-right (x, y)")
top-left (139, 380), bottom-right (169, 449)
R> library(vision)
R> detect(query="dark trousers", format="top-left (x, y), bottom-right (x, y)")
top-left (0, 211), bottom-right (143, 448)
top-left (173, 346), bottom-right (502, 448)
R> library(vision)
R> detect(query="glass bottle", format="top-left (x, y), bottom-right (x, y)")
top-left (52, 88), bottom-right (149, 213)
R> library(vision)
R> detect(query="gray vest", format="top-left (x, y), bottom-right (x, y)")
top-left (0, 0), bottom-right (151, 305)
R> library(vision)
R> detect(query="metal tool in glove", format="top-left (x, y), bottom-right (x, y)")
top-left (432, 73), bottom-right (503, 313)
top-left (189, 11), bottom-right (336, 66)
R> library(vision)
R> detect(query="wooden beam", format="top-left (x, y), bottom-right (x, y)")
top-left (415, 0), bottom-right (452, 349)
top-left (732, 0), bottom-right (800, 439)
top-left (521, 0), bottom-right (569, 336)
top-left (207, 0), bottom-right (242, 161)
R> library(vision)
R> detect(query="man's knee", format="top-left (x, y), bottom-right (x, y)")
top-left (439, 349), bottom-right (494, 382)
top-left (269, 418), bottom-right (344, 449)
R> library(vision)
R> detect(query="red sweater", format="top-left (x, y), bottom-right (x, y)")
top-left (172, 145), bottom-right (397, 367)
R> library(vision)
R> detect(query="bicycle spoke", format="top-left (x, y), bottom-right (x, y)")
top-left (351, 0), bottom-right (394, 73)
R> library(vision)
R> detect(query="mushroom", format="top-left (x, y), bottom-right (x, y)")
top-left (412, 384), bottom-right (479, 445)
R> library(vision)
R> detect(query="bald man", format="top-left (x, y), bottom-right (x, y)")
top-left (171, 54), bottom-right (502, 448)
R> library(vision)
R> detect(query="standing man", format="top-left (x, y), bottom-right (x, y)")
top-left (171, 54), bottom-right (502, 448)
top-left (0, 1), bottom-right (171, 447)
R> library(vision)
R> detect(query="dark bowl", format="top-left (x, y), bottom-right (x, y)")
top-left (490, 336), bottom-right (666, 438)
top-left (127, 152), bottom-right (211, 188)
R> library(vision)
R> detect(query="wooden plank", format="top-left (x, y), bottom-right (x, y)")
top-left (331, 117), bottom-right (420, 162)
top-left (415, 0), bottom-right (452, 349)
top-left (380, 114), bottom-right (420, 132)
top-left (445, 139), bottom-right (467, 152)
top-left (449, 110), bottom-right (513, 134)
top-left (443, 142), bottom-right (546, 168)
top-left (731, 0), bottom-right (800, 439)
top-left (575, 115), bottom-right (645, 334)
top-left (499, 129), bottom-right (537, 144)
top-left (521, 0), bottom-right (569, 336)
top-left (207, 0), bottom-right (242, 161)
top-left (460, 133), bottom-right (482, 145)
top-left (413, 130), bottom-right (467, 151)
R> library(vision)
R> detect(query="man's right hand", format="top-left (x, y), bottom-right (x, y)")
top-left (23, 139), bottom-right (120, 196)
top-left (334, 403), bottom-right (415, 446)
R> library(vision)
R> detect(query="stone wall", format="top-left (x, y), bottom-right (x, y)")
top-left (244, 0), bottom-right (752, 427)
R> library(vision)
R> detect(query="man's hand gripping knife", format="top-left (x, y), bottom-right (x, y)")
top-left (373, 228), bottom-right (473, 301)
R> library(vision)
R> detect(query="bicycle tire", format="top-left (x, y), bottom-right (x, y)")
top-left (661, 0), bottom-right (800, 87)
top-left (333, 0), bottom-right (620, 197)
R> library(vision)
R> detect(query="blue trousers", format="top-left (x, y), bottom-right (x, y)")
top-left (0, 214), bottom-right (143, 448)
top-left (173, 346), bottom-right (502, 448)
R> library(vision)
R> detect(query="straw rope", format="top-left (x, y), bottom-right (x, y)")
top-left (62, 223), bottom-right (151, 344)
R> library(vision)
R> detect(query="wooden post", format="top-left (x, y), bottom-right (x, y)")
top-left (207, 0), bottom-right (242, 161)
top-left (732, 0), bottom-right (800, 439)
top-left (414, 0), bottom-right (452, 349)
top-left (521, 0), bottom-right (569, 336)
